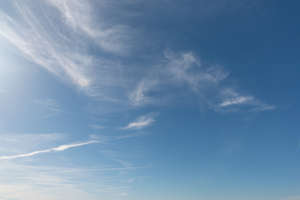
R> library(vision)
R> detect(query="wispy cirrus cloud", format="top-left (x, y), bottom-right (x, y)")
top-left (0, 131), bottom-right (148, 199)
top-left (0, 140), bottom-right (99, 160)
top-left (122, 114), bottom-right (156, 130)
top-left (129, 50), bottom-right (274, 112)
top-left (0, 1), bottom-right (274, 113)
top-left (0, 2), bottom-right (92, 88)
top-left (0, 0), bottom-right (135, 98)
top-left (220, 96), bottom-right (254, 107)
top-left (45, 0), bottom-right (135, 55)
top-left (216, 88), bottom-right (276, 112)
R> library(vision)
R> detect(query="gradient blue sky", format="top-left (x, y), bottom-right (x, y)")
top-left (0, 0), bottom-right (300, 199)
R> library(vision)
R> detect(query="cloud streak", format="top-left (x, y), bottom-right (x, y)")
top-left (0, 0), bottom-right (135, 100)
top-left (122, 114), bottom-right (156, 130)
top-left (216, 88), bottom-right (276, 112)
top-left (0, 140), bottom-right (99, 160)
top-left (220, 96), bottom-right (253, 107)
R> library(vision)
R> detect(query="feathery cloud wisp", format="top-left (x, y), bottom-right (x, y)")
top-left (129, 51), bottom-right (275, 112)
top-left (0, 140), bottom-right (99, 160)
top-left (122, 114), bottom-right (155, 130)
top-left (216, 88), bottom-right (276, 112)
top-left (220, 96), bottom-right (254, 107)
top-left (0, 0), bottom-right (135, 98)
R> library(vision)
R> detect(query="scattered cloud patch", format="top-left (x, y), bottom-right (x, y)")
top-left (0, 1), bottom-right (274, 113)
top-left (164, 50), bottom-right (228, 88)
top-left (129, 50), bottom-right (274, 112)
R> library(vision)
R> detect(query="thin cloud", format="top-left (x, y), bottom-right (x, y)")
top-left (129, 50), bottom-right (274, 112)
top-left (122, 114), bottom-right (156, 130)
top-left (129, 79), bottom-right (158, 106)
top-left (216, 88), bottom-right (275, 112)
top-left (45, 0), bottom-right (134, 55)
top-left (129, 50), bottom-right (229, 107)
top-left (0, 140), bottom-right (99, 160)
top-left (0, 0), bottom-right (135, 98)
top-left (220, 96), bottom-right (254, 107)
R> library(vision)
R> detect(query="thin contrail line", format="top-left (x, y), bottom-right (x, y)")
top-left (0, 140), bottom-right (99, 160)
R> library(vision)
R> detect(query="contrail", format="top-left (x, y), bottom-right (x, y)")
top-left (0, 140), bottom-right (99, 160)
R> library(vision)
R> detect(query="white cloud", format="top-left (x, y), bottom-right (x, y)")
top-left (45, 0), bottom-right (134, 55)
top-left (0, 0), bottom-right (135, 98)
top-left (128, 51), bottom-right (229, 107)
top-left (0, 140), bottom-right (99, 160)
top-left (164, 50), bottom-right (229, 88)
top-left (129, 51), bottom-right (274, 112)
top-left (0, 1), bottom-right (274, 113)
top-left (0, 133), bottom-right (63, 154)
top-left (0, 4), bottom-right (92, 88)
top-left (216, 88), bottom-right (276, 112)
top-left (129, 79), bottom-right (158, 106)
top-left (220, 96), bottom-right (254, 107)
top-left (122, 114), bottom-right (156, 130)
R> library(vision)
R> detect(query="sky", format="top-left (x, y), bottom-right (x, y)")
top-left (0, 0), bottom-right (300, 199)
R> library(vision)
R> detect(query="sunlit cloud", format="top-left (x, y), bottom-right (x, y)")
top-left (0, 0), bottom-right (135, 98)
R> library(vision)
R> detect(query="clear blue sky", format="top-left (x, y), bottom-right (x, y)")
top-left (0, 0), bottom-right (300, 199)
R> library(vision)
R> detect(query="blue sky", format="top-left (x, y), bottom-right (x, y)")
top-left (0, 0), bottom-right (300, 199)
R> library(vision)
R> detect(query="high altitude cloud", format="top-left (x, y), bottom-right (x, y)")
top-left (122, 114), bottom-right (156, 130)
top-left (0, 1), bottom-right (274, 112)
top-left (0, 0), bottom-right (134, 93)
top-left (0, 140), bottom-right (99, 160)
top-left (129, 51), bottom-right (274, 112)
top-left (217, 88), bottom-right (275, 112)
